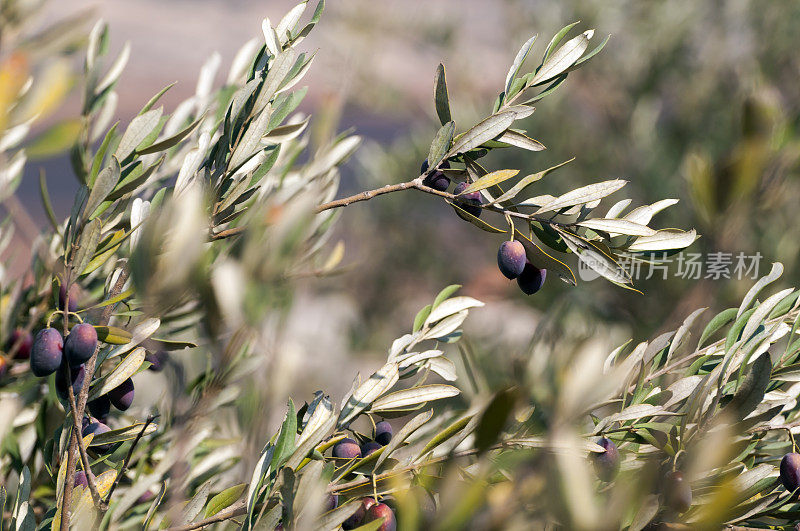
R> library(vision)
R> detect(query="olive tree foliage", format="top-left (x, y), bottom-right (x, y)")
top-left (2, 1), bottom-right (796, 530)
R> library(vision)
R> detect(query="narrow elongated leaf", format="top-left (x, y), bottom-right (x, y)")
top-left (626, 229), bottom-right (698, 252)
top-left (72, 219), bottom-right (102, 275)
top-left (459, 169), bottom-right (519, 195)
top-left (88, 347), bottom-right (146, 400)
top-left (115, 108), bottom-right (162, 161)
top-left (505, 35), bottom-right (537, 94)
top-left (372, 385), bottom-right (459, 412)
top-left (535, 179), bottom-right (626, 214)
top-left (418, 415), bottom-right (472, 457)
top-left (529, 30), bottom-right (592, 86)
top-left (432, 285), bottom-right (461, 309)
top-left (722, 353), bottom-right (772, 421)
top-left (623, 199), bottom-right (679, 225)
top-left (426, 357), bottom-right (457, 381)
top-left (577, 218), bottom-right (655, 237)
top-left (95, 325), bottom-right (132, 345)
top-left (137, 114), bottom-right (203, 155)
top-left (434, 63), bottom-right (451, 126)
top-left (89, 421), bottom-right (158, 446)
top-left (375, 409), bottom-right (434, 469)
top-left (204, 484), bottom-right (246, 518)
top-left (495, 129), bottom-right (545, 151)
top-left (741, 288), bottom-right (795, 342)
top-left (285, 413), bottom-right (337, 470)
top-left (698, 308), bottom-right (738, 348)
top-left (338, 363), bottom-right (400, 428)
top-left (85, 158), bottom-right (120, 220)
top-left (487, 158), bottom-right (573, 206)
top-left (542, 22), bottom-right (580, 62)
top-left (422, 311), bottom-right (468, 340)
top-left (262, 116), bottom-right (309, 144)
top-left (317, 500), bottom-right (361, 530)
top-left (605, 199), bottom-right (632, 219)
top-left (175, 481), bottom-right (211, 526)
top-left (594, 404), bottom-right (665, 434)
top-left (271, 400), bottom-right (297, 469)
top-left (427, 121), bottom-right (454, 170)
top-left (558, 229), bottom-right (631, 285)
top-left (96, 42), bottom-right (131, 95)
top-left (298, 394), bottom-right (334, 446)
top-left (107, 317), bottom-right (160, 359)
top-left (737, 262), bottom-right (783, 319)
top-left (276, 2), bottom-right (307, 42)
top-left (448, 112), bottom-right (515, 156)
top-left (425, 296), bottom-right (483, 325)
top-left (254, 48), bottom-right (296, 112)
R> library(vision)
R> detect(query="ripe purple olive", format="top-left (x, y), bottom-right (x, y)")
top-left (362, 441), bottom-right (382, 456)
top-left (30, 328), bottom-right (63, 377)
top-left (517, 263), bottom-right (546, 295)
top-left (108, 378), bottom-right (135, 411)
top-left (453, 182), bottom-right (483, 217)
top-left (591, 437), bottom-right (620, 481)
top-left (88, 395), bottom-right (111, 420)
top-left (365, 502), bottom-right (397, 531)
top-left (137, 490), bottom-right (155, 504)
top-left (343, 497), bottom-right (377, 530)
top-left (64, 323), bottom-right (98, 366)
top-left (780, 453), bottom-right (800, 494)
top-left (375, 421), bottom-right (393, 446)
top-left (332, 437), bottom-right (362, 459)
top-left (497, 241), bottom-right (527, 279)
top-left (56, 364), bottom-right (85, 400)
top-left (82, 420), bottom-right (112, 453)
top-left (664, 471), bottom-right (692, 513)
top-left (325, 493), bottom-right (339, 512)
top-left (9, 329), bottom-right (33, 359)
top-left (59, 283), bottom-right (79, 313)
top-left (74, 470), bottom-right (88, 488)
top-left (421, 159), bottom-right (451, 192)
top-left (145, 350), bottom-right (167, 372)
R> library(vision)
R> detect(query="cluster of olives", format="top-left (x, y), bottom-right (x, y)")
top-left (23, 283), bottom-right (145, 455)
top-left (421, 159), bottom-right (547, 296)
top-left (591, 437), bottom-right (693, 514)
top-left (332, 421), bottom-right (393, 460)
top-left (324, 421), bottom-right (396, 530)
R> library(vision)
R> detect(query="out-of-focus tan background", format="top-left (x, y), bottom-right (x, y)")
top-left (17, 0), bottom-right (800, 397)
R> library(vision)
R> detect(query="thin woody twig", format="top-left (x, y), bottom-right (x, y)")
top-left (101, 414), bottom-right (159, 511)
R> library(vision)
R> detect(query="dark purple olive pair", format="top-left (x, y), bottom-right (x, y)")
top-left (421, 159), bottom-right (451, 192)
top-left (496, 240), bottom-right (546, 294)
top-left (30, 322), bottom-right (97, 378)
top-left (343, 497), bottom-right (396, 531)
